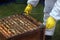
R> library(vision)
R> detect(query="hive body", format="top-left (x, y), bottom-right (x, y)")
top-left (0, 14), bottom-right (45, 40)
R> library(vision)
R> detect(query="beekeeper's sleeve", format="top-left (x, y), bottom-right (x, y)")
top-left (50, 0), bottom-right (60, 21)
top-left (27, 0), bottom-right (39, 7)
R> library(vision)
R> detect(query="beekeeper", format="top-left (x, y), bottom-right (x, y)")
top-left (24, 0), bottom-right (60, 40)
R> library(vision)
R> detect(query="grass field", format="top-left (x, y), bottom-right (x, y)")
top-left (0, 3), bottom-right (60, 40)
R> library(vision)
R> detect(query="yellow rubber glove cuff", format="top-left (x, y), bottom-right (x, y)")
top-left (24, 4), bottom-right (33, 15)
top-left (46, 16), bottom-right (56, 29)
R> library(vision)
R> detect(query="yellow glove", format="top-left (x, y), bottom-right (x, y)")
top-left (46, 16), bottom-right (56, 29)
top-left (24, 4), bottom-right (33, 15)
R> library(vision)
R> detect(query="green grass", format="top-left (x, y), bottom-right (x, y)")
top-left (31, 4), bottom-right (44, 22)
top-left (0, 3), bottom-right (25, 18)
top-left (52, 21), bottom-right (60, 40)
top-left (0, 3), bottom-right (60, 40)
top-left (0, 3), bottom-right (44, 22)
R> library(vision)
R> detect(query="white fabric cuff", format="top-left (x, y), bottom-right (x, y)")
top-left (27, 0), bottom-right (39, 7)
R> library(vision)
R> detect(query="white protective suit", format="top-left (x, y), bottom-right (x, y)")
top-left (27, 0), bottom-right (60, 36)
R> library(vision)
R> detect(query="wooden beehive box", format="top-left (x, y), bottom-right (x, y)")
top-left (0, 14), bottom-right (45, 40)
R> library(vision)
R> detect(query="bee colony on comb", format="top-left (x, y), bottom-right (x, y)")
top-left (0, 14), bottom-right (45, 40)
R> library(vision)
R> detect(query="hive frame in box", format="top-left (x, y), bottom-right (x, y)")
top-left (0, 13), bottom-right (45, 40)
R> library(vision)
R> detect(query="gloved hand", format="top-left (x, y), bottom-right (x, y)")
top-left (24, 4), bottom-right (33, 15)
top-left (46, 16), bottom-right (56, 29)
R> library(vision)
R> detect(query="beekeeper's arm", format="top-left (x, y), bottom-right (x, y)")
top-left (24, 0), bottom-right (39, 15)
top-left (46, 0), bottom-right (60, 29)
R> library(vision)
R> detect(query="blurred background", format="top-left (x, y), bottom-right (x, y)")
top-left (0, 0), bottom-right (44, 5)
top-left (0, 0), bottom-right (60, 40)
